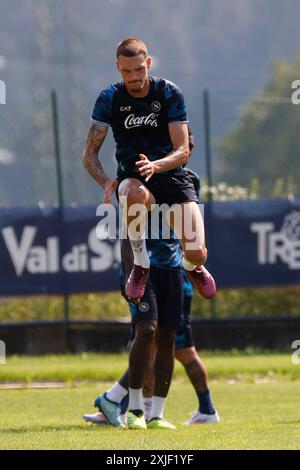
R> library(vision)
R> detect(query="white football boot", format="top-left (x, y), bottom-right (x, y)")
top-left (83, 412), bottom-right (108, 424)
top-left (83, 411), bottom-right (127, 426)
top-left (184, 410), bottom-right (220, 425)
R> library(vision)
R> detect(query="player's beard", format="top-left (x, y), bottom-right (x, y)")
top-left (128, 81), bottom-right (143, 92)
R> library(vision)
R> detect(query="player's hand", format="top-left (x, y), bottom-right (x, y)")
top-left (103, 179), bottom-right (118, 205)
top-left (135, 154), bottom-right (155, 182)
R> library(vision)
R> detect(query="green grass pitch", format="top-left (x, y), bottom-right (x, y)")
top-left (0, 353), bottom-right (299, 450)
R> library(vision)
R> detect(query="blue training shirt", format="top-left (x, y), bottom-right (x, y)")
top-left (91, 76), bottom-right (189, 178)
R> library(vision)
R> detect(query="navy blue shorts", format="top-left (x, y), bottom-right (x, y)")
top-left (116, 171), bottom-right (198, 206)
top-left (130, 294), bottom-right (194, 350)
top-left (128, 265), bottom-right (183, 328)
top-left (128, 268), bottom-right (194, 350)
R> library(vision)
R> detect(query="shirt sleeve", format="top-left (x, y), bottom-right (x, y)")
top-left (165, 81), bottom-right (189, 124)
top-left (90, 88), bottom-right (113, 126)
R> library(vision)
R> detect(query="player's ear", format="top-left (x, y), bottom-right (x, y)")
top-left (116, 60), bottom-right (120, 72)
top-left (146, 56), bottom-right (152, 69)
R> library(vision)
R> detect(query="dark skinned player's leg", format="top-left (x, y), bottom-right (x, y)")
top-left (148, 325), bottom-right (177, 421)
top-left (101, 337), bottom-right (156, 420)
top-left (174, 290), bottom-right (218, 423)
top-left (175, 347), bottom-right (208, 392)
top-left (119, 339), bottom-right (156, 396)
top-left (142, 352), bottom-right (156, 398)
top-left (118, 303), bottom-right (177, 425)
top-left (147, 268), bottom-right (183, 424)
top-left (140, 341), bottom-right (156, 420)
top-left (118, 368), bottom-right (129, 389)
top-left (174, 295), bottom-right (208, 393)
top-left (154, 325), bottom-right (176, 395)
top-left (115, 365), bottom-right (156, 420)
top-left (175, 347), bottom-right (218, 421)
top-left (129, 320), bottom-right (157, 388)
top-left (95, 303), bottom-right (158, 426)
top-left (127, 319), bottom-right (157, 416)
top-left (121, 267), bottom-right (159, 427)
top-left (120, 329), bottom-right (176, 422)
top-left (118, 333), bottom-right (156, 420)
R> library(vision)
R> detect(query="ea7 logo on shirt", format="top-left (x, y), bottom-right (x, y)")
top-left (251, 211), bottom-right (300, 269)
top-left (120, 106), bottom-right (131, 112)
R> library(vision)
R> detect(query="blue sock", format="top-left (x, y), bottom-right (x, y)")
top-left (197, 389), bottom-right (215, 415)
top-left (120, 393), bottom-right (129, 415)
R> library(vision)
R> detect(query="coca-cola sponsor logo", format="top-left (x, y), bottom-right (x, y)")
top-left (124, 113), bottom-right (158, 129)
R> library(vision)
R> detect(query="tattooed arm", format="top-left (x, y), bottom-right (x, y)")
top-left (82, 124), bottom-right (117, 203)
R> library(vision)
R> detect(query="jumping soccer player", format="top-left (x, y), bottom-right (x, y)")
top-left (83, 37), bottom-right (216, 304)
top-left (83, 42), bottom-right (217, 427)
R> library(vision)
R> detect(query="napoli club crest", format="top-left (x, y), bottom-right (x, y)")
top-left (151, 101), bottom-right (161, 113)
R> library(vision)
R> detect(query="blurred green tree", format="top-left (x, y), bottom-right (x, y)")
top-left (218, 52), bottom-right (300, 197)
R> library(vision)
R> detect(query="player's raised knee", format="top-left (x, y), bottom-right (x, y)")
top-left (119, 183), bottom-right (148, 206)
top-left (128, 186), bottom-right (148, 205)
top-left (185, 247), bottom-right (207, 266)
